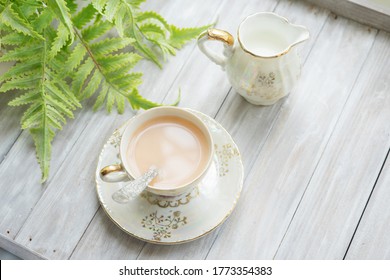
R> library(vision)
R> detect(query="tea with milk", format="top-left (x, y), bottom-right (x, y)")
top-left (127, 116), bottom-right (210, 188)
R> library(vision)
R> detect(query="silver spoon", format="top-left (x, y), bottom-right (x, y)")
top-left (112, 166), bottom-right (158, 204)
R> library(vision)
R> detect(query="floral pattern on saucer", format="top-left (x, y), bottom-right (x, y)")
top-left (96, 109), bottom-right (243, 244)
top-left (141, 210), bottom-right (187, 241)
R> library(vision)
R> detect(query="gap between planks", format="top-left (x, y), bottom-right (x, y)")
top-left (343, 147), bottom-right (390, 259)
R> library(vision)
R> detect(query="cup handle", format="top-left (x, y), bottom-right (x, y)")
top-left (197, 28), bottom-right (234, 69)
top-left (100, 164), bottom-right (129, 182)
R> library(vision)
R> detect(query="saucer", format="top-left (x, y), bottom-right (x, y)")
top-left (96, 109), bottom-right (244, 244)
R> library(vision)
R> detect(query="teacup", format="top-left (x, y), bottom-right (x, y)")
top-left (100, 106), bottom-right (214, 197)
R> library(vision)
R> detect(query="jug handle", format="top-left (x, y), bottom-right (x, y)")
top-left (197, 28), bottom-right (234, 69)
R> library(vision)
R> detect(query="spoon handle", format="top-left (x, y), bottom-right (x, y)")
top-left (112, 167), bottom-right (158, 204)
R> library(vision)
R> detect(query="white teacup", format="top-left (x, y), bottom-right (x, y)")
top-left (100, 107), bottom-right (214, 197)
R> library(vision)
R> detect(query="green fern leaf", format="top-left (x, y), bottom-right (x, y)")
top-left (0, 72), bottom-right (40, 92)
top-left (8, 91), bottom-right (40, 106)
top-left (81, 20), bottom-right (112, 42)
top-left (47, 111), bottom-right (63, 130)
top-left (0, 4), bottom-right (44, 40)
top-left (65, 0), bottom-right (78, 14)
top-left (0, 59), bottom-right (41, 82)
top-left (128, 88), bottom-right (162, 110)
top-left (98, 52), bottom-right (142, 72)
top-left (45, 82), bottom-right (78, 110)
top-left (93, 82), bottom-right (109, 111)
top-left (91, 0), bottom-right (108, 14)
top-left (72, 4), bottom-right (96, 29)
top-left (106, 87), bottom-right (115, 113)
top-left (109, 72), bottom-right (142, 91)
top-left (0, 44), bottom-right (43, 62)
top-left (30, 125), bottom-right (55, 182)
top-left (0, 32), bottom-right (30, 46)
top-left (90, 37), bottom-right (134, 56)
top-left (168, 24), bottom-right (211, 49)
top-left (72, 57), bottom-right (94, 93)
top-left (45, 0), bottom-right (74, 42)
top-left (104, 0), bottom-right (120, 22)
top-left (139, 23), bottom-right (165, 37)
top-left (136, 11), bottom-right (171, 31)
top-left (114, 8), bottom-right (126, 37)
top-left (45, 94), bottom-right (74, 118)
top-left (22, 105), bottom-right (43, 129)
top-left (63, 43), bottom-right (86, 73)
top-left (32, 8), bottom-right (53, 32)
top-left (79, 69), bottom-right (101, 99)
top-left (115, 94), bottom-right (125, 113)
top-left (49, 23), bottom-right (70, 57)
top-left (46, 104), bottom-right (67, 124)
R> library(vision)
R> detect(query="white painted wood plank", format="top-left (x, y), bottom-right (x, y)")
top-left (0, 62), bottom-right (25, 165)
top-left (0, 93), bottom-right (23, 163)
top-left (12, 0), bottom-right (224, 260)
top-left (206, 16), bottom-right (377, 259)
top-left (136, 0), bottom-right (330, 260)
top-left (346, 153), bottom-right (390, 259)
top-left (0, 248), bottom-right (20, 260)
top-left (70, 209), bottom-right (144, 259)
top-left (275, 30), bottom-right (390, 259)
top-left (0, 233), bottom-right (43, 260)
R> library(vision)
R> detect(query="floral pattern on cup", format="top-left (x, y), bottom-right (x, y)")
top-left (215, 143), bottom-right (240, 177)
top-left (108, 130), bottom-right (121, 147)
top-left (141, 210), bottom-right (187, 241)
top-left (140, 186), bottom-right (199, 208)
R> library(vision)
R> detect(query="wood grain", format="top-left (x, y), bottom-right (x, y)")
top-left (206, 15), bottom-right (377, 259)
top-left (346, 151), bottom-right (390, 259)
top-left (275, 30), bottom-right (390, 259)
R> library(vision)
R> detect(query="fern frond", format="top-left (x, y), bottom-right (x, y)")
top-left (0, 4), bottom-right (44, 40)
top-left (72, 4), bottom-right (96, 29)
top-left (72, 57), bottom-right (94, 93)
top-left (31, 8), bottom-right (53, 32)
top-left (8, 91), bottom-right (40, 106)
top-left (81, 20), bottom-right (112, 42)
top-left (30, 126), bottom-right (55, 182)
top-left (49, 23), bottom-right (70, 58)
top-left (0, 72), bottom-right (40, 92)
top-left (90, 37), bottom-right (134, 56)
top-left (79, 69), bottom-right (101, 99)
top-left (65, 0), bottom-right (77, 14)
top-left (104, 0), bottom-right (120, 22)
top-left (168, 24), bottom-right (212, 49)
top-left (0, 60), bottom-right (41, 82)
top-left (45, 0), bottom-right (74, 42)
top-left (63, 43), bottom-right (86, 73)
top-left (1, 27), bottom-right (79, 182)
top-left (0, 44), bottom-right (43, 62)
top-left (91, 0), bottom-right (108, 14)
top-left (127, 88), bottom-right (162, 110)
top-left (136, 11), bottom-right (170, 31)
top-left (97, 53), bottom-right (142, 72)
top-left (0, 32), bottom-right (30, 46)
top-left (139, 23), bottom-right (165, 37)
